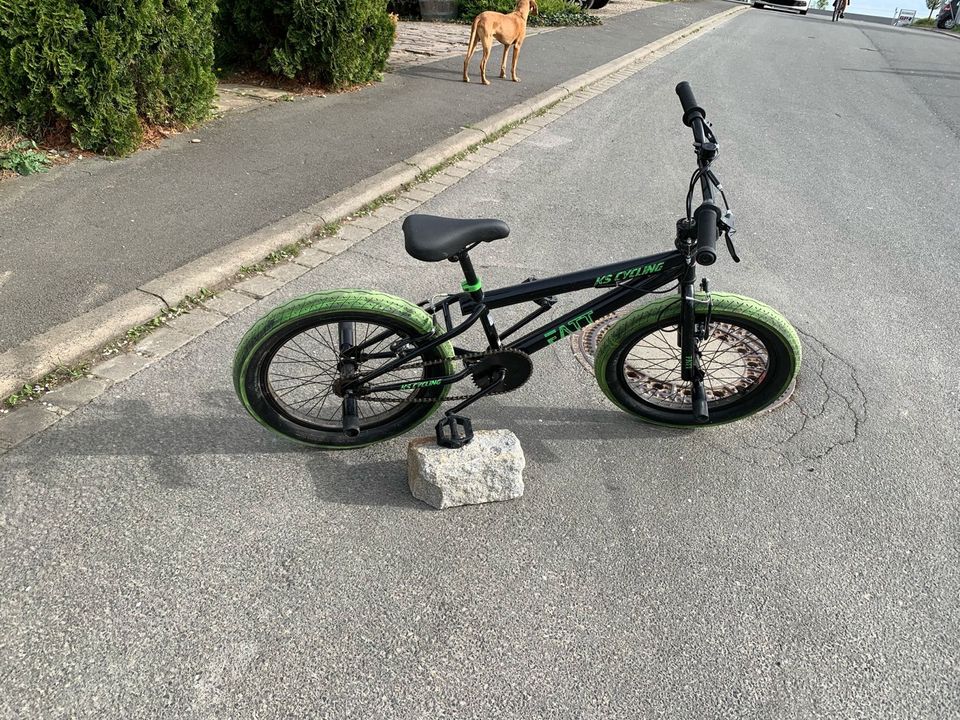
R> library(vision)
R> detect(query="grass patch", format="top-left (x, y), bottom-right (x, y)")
top-left (910, 18), bottom-right (958, 30)
top-left (402, 119), bottom-right (525, 188)
top-left (352, 192), bottom-right (399, 217)
top-left (4, 363), bottom-right (91, 407)
top-left (266, 243), bottom-right (303, 264)
top-left (0, 138), bottom-right (51, 176)
top-left (237, 263), bottom-right (267, 277)
top-left (3, 288), bottom-right (217, 409)
top-left (239, 229), bottom-right (342, 279)
top-left (530, 8), bottom-right (602, 26)
top-left (178, 288), bottom-right (217, 309)
top-left (911, 18), bottom-right (958, 30)
top-left (101, 289), bottom-right (217, 354)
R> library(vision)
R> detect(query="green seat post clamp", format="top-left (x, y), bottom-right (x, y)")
top-left (461, 278), bottom-right (483, 294)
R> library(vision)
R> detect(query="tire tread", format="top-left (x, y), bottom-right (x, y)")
top-left (233, 289), bottom-right (453, 448)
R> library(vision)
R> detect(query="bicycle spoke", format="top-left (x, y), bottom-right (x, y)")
top-left (624, 320), bottom-right (768, 410)
top-left (265, 317), bottom-right (437, 429)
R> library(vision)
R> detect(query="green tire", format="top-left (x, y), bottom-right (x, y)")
top-left (233, 289), bottom-right (454, 449)
top-left (594, 292), bottom-right (801, 427)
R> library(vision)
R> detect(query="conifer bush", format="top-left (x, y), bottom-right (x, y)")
top-left (458, 0), bottom-right (600, 26)
top-left (0, 0), bottom-right (217, 155)
top-left (216, 0), bottom-right (396, 88)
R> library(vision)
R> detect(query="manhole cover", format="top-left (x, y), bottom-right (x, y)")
top-left (570, 312), bottom-right (795, 413)
top-left (571, 311), bottom-right (625, 373)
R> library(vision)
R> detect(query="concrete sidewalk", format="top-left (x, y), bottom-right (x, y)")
top-left (0, 0), bottom-right (734, 396)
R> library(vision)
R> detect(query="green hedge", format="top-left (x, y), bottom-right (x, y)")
top-left (216, 0), bottom-right (397, 87)
top-left (458, 0), bottom-right (600, 26)
top-left (0, 0), bottom-right (217, 155)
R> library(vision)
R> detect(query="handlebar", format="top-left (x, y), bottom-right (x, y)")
top-left (676, 81), bottom-right (719, 266)
top-left (676, 81), bottom-right (705, 127)
top-left (693, 204), bottom-right (718, 266)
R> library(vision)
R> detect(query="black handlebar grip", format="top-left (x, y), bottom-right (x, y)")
top-left (676, 81), bottom-right (705, 127)
top-left (694, 204), bottom-right (719, 266)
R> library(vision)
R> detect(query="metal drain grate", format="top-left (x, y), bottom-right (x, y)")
top-left (570, 312), bottom-right (795, 412)
top-left (571, 312), bottom-right (625, 374)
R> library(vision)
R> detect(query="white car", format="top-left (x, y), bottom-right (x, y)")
top-left (753, 0), bottom-right (809, 15)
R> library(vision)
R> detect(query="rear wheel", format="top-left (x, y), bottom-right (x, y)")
top-left (234, 290), bottom-right (454, 449)
top-left (595, 293), bottom-right (801, 427)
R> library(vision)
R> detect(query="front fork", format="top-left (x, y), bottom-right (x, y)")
top-left (679, 265), bottom-right (711, 423)
top-left (338, 322), bottom-right (361, 437)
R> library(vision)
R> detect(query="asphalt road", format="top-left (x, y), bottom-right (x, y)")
top-left (2, 10), bottom-right (959, 718)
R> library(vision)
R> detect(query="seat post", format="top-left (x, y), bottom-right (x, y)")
top-left (457, 251), bottom-right (501, 349)
top-left (457, 251), bottom-right (484, 301)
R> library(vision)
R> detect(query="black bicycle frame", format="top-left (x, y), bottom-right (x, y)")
top-left (348, 248), bottom-right (691, 394)
top-left (338, 81), bottom-right (723, 428)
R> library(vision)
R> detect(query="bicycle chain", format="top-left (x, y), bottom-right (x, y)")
top-left (355, 349), bottom-right (520, 404)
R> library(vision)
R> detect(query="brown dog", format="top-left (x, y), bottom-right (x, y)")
top-left (463, 0), bottom-right (538, 85)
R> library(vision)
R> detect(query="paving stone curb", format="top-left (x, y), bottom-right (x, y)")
top-left (0, 290), bottom-right (167, 398)
top-left (0, 4), bottom-right (747, 455)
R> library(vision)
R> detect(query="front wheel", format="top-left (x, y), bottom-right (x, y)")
top-left (233, 290), bottom-right (455, 449)
top-left (595, 292), bottom-right (801, 427)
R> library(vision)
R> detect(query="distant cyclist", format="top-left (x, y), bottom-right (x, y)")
top-left (832, 0), bottom-right (849, 21)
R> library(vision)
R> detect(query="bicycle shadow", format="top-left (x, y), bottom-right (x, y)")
top-left (309, 403), bottom-right (689, 507)
top-left (13, 392), bottom-right (686, 504)
top-left (309, 458), bottom-right (419, 509)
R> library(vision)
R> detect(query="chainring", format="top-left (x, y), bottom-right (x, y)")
top-left (468, 349), bottom-right (533, 392)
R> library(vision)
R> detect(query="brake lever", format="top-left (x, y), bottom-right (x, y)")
top-left (719, 210), bottom-right (741, 263)
top-left (725, 232), bottom-right (740, 263)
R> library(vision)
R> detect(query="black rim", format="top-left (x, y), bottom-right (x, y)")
top-left (259, 315), bottom-right (433, 432)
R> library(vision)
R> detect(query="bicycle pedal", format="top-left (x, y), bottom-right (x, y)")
top-left (435, 414), bottom-right (474, 449)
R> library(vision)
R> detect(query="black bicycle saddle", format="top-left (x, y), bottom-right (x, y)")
top-left (402, 214), bottom-right (510, 262)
